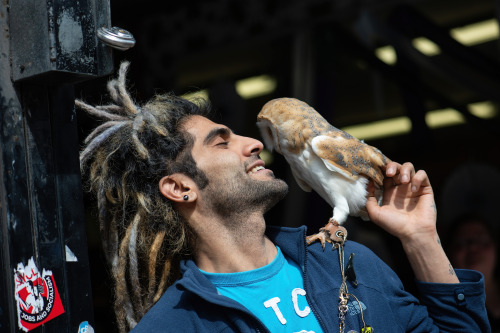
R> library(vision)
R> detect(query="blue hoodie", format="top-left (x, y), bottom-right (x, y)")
top-left (132, 225), bottom-right (490, 332)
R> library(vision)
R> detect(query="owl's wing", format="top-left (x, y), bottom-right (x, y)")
top-left (290, 167), bottom-right (312, 192)
top-left (311, 134), bottom-right (386, 186)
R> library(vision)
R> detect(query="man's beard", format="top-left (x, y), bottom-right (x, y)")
top-left (202, 171), bottom-right (288, 218)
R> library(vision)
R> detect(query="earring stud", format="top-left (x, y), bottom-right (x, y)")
top-left (183, 195), bottom-right (189, 201)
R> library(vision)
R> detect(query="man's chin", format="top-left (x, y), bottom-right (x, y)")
top-left (258, 179), bottom-right (289, 213)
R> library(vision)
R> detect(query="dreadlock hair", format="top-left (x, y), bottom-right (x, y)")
top-left (77, 61), bottom-right (211, 332)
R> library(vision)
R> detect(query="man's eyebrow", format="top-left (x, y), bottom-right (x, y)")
top-left (203, 127), bottom-right (232, 145)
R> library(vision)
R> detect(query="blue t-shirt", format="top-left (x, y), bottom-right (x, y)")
top-left (201, 247), bottom-right (324, 333)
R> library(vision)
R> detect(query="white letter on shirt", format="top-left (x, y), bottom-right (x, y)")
top-left (264, 297), bottom-right (287, 324)
top-left (292, 288), bottom-right (310, 317)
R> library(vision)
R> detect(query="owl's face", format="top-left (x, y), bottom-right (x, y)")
top-left (256, 116), bottom-right (282, 154)
top-left (257, 98), bottom-right (312, 155)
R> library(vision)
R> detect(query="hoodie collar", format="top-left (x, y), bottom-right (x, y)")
top-left (177, 225), bottom-right (308, 297)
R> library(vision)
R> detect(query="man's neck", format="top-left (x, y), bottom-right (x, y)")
top-left (189, 210), bottom-right (277, 273)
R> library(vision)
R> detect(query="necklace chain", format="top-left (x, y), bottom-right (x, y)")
top-left (333, 229), bottom-right (371, 333)
top-left (335, 230), bottom-right (348, 333)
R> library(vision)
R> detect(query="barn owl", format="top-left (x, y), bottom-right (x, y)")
top-left (256, 98), bottom-right (390, 248)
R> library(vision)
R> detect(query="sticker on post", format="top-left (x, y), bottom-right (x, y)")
top-left (14, 257), bottom-right (65, 332)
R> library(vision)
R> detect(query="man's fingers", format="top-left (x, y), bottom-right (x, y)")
top-left (385, 162), bottom-right (400, 177)
top-left (366, 179), bottom-right (375, 197)
top-left (365, 180), bottom-right (381, 218)
top-left (399, 162), bottom-right (415, 184)
top-left (382, 162), bottom-right (432, 194)
top-left (410, 169), bottom-right (430, 192)
top-left (384, 166), bottom-right (430, 193)
top-left (385, 162), bottom-right (417, 185)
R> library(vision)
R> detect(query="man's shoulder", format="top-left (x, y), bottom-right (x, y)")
top-left (132, 279), bottom-right (245, 332)
top-left (131, 282), bottom-right (201, 332)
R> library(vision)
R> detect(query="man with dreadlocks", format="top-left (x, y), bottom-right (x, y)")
top-left (78, 62), bottom-right (489, 333)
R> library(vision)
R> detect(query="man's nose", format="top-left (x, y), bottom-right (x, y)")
top-left (242, 136), bottom-right (263, 156)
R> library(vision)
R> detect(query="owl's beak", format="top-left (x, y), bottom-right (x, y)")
top-left (256, 117), bottom-right (281, 154)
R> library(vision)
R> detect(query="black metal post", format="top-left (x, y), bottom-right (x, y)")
top-left (0, 1), bottom-right (114, 331)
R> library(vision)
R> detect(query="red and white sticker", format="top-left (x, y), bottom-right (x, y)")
top-left (14, 257), bottom-right (65, 332)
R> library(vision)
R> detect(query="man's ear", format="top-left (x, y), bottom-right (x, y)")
top-left (159, 174), bottom-right (198, 203)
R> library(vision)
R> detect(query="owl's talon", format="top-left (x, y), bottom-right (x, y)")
top-left (306, 231), bottom-right (329, 250)
top-left (306, 219), bottom-right (347, 250)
